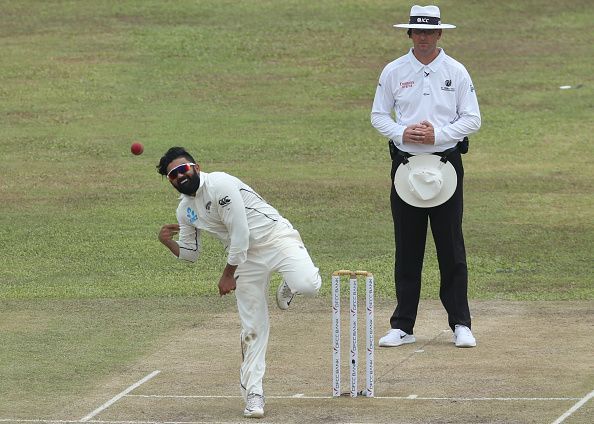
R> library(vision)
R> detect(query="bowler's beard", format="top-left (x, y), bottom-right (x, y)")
top-left (175, 172), bottom-right (201, 195)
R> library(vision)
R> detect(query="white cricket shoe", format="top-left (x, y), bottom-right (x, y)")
top-left (276, 280), bottom-right (295, 310)
top-left (244, 392), bottom-right (265, 418)
top-left (453, 325), bottom-right (476, 348)
top-left (378, 328), bottom-right (416, 347)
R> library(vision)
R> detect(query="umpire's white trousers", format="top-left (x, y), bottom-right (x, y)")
top-left (235, 224), bottom-right (321, 400)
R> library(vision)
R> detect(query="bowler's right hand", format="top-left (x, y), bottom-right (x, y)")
top-left (159, 224), bottom-right (180, 244)
top-left (159, 224), bottom-right (181, 257)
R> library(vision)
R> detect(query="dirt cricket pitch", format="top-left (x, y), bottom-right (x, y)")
top-left (50, 299), bottom-right (594, 423)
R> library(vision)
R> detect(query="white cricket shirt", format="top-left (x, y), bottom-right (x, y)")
top-left (371, 48), bottom-right (481, 153)
top-left (174, 171), bottom-right (292, 266)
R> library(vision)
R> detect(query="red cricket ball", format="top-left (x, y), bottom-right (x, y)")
top-left (131, 142), bottom-right (144, 155)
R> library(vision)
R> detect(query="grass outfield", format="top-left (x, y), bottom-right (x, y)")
top-left (0, 0), bottom-right (592, 418)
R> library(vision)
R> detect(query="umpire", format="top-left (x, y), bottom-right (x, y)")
top-left (370, 5), bottom-right (481, 348)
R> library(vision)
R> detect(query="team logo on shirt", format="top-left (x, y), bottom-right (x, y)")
top-left (441, 80), bottom-right (455, 91)
top-left (400, 81), bottom-right (415, 89)
top-left (218, 196), bottom-right (231, 207)
top-left (186, 207), bottom-right (198, 223)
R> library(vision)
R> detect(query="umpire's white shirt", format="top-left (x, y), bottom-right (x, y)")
top-left (175, 171), bottom-right (291, 266)
top-left (371, 48), bottom-right (481, 153)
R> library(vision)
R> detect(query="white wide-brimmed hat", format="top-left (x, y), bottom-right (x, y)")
top-left (394, 154), bottom-right (457, 208)
top-left (394, 5), bottom-right (456, 29)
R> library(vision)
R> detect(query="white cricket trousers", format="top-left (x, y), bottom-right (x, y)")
top-left (235, 224), bottom-right (321, 400)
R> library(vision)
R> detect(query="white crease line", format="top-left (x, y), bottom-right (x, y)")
top-left (80, 370), bottom-right (161, 422)
top-left (0, 421), bottom-right (83, 423)
top-left (551, 388), bottom-right (594, 424)
top-left (1, 421), bottom-right (238, 424)
top-left (0, 391), bottom-right (584, 424)
top-left (126, 393), bottom-right (581, 401)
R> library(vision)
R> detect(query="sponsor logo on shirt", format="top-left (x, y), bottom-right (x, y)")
top-left (186, 207), bottom-right (198, 223)
top-left (400, 80), bottom-right (415, 89)
top-left (218, 196), bottom-right (231, 207)
top-left (441, 79), bottom-right (455, 91)
top-left (205, 201), bottom-right (212, 212)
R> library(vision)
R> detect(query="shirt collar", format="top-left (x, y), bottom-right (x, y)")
top-left (408, 48), bottom-right (445, 73)
top-left (197, 171), bottom-right (206, 190)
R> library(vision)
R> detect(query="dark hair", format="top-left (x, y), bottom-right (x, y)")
top-left (156, 147), bottom-right (197, 176)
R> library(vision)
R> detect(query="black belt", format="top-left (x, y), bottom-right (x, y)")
top-left (388, 137), bottom-right (469, 161)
